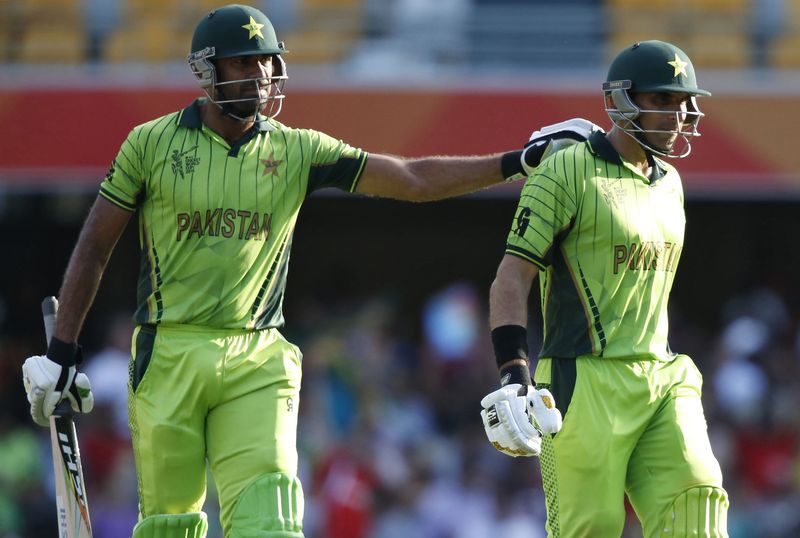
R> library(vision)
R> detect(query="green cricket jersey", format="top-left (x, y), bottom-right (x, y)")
top-left (507, 131), bottom-right (685, 361)
top-left (99, 98), bottom-right (368, 329)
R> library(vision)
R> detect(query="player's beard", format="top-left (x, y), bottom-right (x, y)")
top-left (227, 98), bottom-right (264, 120)
top-left (216, 83), bottom-right (267, 122)
top-left (656, 133), bottom-right (677, 153)
top-left (643, 130), bottom-right (677, 155)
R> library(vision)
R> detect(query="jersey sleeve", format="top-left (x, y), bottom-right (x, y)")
top-left (98, 129), bottom-right (146, 212)
top-left (505, 158), bottom-right (580, 269)
top-left (306, 131), bottom-right (368, 195)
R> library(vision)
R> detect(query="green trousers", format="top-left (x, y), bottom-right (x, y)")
top-left (128, 324), bottom-right (303, 536)
top-left (534, 354), bottom-right (728, 537)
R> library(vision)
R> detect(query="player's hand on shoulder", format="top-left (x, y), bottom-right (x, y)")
top-left (22, 339), bottom-right (94, 427)
top-left (518, 118), bottom-right (604, 177)
top-left (480, 383), bottom-right (562, 457)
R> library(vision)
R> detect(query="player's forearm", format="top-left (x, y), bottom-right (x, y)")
top-left (489, 256), bottom-right (538, 329)
top-left (54, 246), bottom-right (111, 343)
top-left (405, 154), bottom-right (506, 201)
top-left (53, 199), bottom-right (130, 343)
top-left (489, 268), bottom-right (536, 385)
top-left (399, 154), bottom-right (507, 202)
top-left (489, 276), bottom-right (530, 329)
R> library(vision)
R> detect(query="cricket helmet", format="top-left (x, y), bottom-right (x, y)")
top-left (603, 40), bottom-right (711, 158)
top-left (188, 4), bottom-right (288, 122)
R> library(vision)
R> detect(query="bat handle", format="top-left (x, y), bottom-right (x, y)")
top-left (54, 399), bottom-right (73, 417)
top-left (42, 296), bottom-right (58, 345)
top-left (41, 296), bottom-right (73, 418)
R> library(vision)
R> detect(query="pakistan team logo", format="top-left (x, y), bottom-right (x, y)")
top-left (171, 146), bottom-right (201, 178)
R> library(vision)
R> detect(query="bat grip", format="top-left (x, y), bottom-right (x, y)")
top-left (42, 296), bottom-right (58, 344)
top-left (41, 296), bottom-right (73, 418)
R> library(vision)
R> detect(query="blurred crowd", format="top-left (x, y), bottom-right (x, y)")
top-left (1, 279), bottom-right (798, 538)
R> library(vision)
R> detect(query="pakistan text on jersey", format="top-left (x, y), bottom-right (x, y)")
top-left (613, 242), bottom-right (680, 274)
top-left (176, 209), bottom-right (271, 241)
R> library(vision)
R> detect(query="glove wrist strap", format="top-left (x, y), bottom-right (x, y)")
top-left (46, 336), bottom-right (81, 367)
top-left (491, 325), bottom-right (531, 386)
top-left (521, 139), bottom-right (549, 169)
top-left (500, 150), bottom-right (524, 180)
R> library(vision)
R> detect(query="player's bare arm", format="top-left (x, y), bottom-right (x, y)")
top-left (355, 118), bottom-right (603, 202)
top-left (54, 196), bottom-right (132, 343)
top-left (481, 254), bottom-right (561, 458)
top-left (20, 197), bottom-right (125, 429)
top-left (489, 254), bottom-right (539, 329)
top-left (356, 152), bottom-right (506, 202)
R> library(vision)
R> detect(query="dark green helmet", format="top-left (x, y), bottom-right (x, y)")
top-left (603, 40), bottom-right (711, 159)
top-left (604, 40), bottom-right (710, 97)
top-left (190, 4), bottom-right (287, 59)
top-left (187, 4), bottom-right (288, 122)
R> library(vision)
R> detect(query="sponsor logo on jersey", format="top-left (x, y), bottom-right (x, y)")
top-left (599, 177), bottom-right (626, 209)
top-left (171, 146), bottom-right (201, 179)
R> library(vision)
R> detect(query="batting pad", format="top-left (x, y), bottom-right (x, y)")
top-left (228, 472), bottom-right (304, 537)
top-left (131, 512), bottom-right (208, 538)
top-left (661, 486), bottom-right (728, 537)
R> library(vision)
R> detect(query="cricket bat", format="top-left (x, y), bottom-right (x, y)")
top-left (42, 296), bottom-right (93, 538)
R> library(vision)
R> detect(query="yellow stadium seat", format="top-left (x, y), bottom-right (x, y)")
top-left (22, 0), bottom-right (80, 11)
top-left (20, 24), bottom-right (85, 63)
top-left (686, 33), bottom-right (749, 68)
top-left (607, 5), bottom-right (676, 36)
top-left (100, 0), bottom-right (364, 65)
top-left (19, 0), bottom-right (81, 23)
top-left (691, 0), bottom-right (747, 10)
top-left (607, 0), bottom-right (671, 7)
top-left (280, 28), bottom-right (359, 64)
top-left (304, 0), bottom-right (362, 7)
top-left (789, 0), bottom-right (800, 27)
top-left (608, 32), bottom-right (676, 62)
top-left (770, 34), bottom-right (800, 68)
top-left (106, 20), bottom-right (190, 63)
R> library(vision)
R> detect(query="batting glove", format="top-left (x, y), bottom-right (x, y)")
top-left (22, 339), bottom-right (94, 427)
top-left (506, 118), bottom-right (604, 182)
top-left (480, 383), bottom-right (562, 457)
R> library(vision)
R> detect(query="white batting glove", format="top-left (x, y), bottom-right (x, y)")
top-left (480, 384), bottom-right (562, 457)
top-left (22, 355), bottom-right (94, 427)
top-left (508, 118), bottom-right (604, 181)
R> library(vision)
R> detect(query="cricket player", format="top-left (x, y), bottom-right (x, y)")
top-left (480, 40), bottom-right (729, 537)
top-left (20, 4), bottom-right (599, 537)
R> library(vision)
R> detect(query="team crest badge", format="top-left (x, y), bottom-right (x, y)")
top-left (242, 16), bottom-right (265, 40)
top-left (667, 53), bottom-right (688, 78)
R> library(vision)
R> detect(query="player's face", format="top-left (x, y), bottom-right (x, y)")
top-left (215, 55), bottom-right (277, 117)
top-left (634, 92), bottom-right (691, 153)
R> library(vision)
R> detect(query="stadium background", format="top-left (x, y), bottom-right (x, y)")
top-left (1, 0), bottom-right (799, 536)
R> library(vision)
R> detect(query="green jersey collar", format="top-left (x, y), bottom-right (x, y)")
top-left (586, 131), bottom-right (620, 164)
top-left (586, 131), bottom-right (665, 181)
top-left (178, 98), bottom-right (275, 132)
